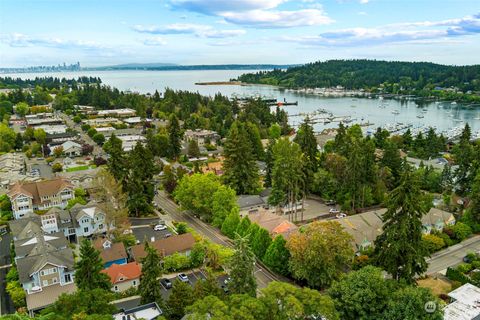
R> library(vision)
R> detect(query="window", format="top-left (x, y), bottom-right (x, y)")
top-left (98, 224), bottom-right (104, 230)
top-left (43, 280), bottom-right (48, 286)
top-left (40, 271), bottom-right (44, 276)
top-left (84, 227), bottom-right (89, 233)
top-left (52, 277), bottom-right (58, 284)
top-left (64, 274), bottom-right (72, 283)
top-left (114, 285), bottom-right (118, 292)
top-left (133, 280), bottom-right (137, 286)
top-left (52, 267), bottom-right (57, 273)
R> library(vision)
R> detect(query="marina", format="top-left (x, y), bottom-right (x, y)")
top-left (4, 69), bottom-right (480, 139)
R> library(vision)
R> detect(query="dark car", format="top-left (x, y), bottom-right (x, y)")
top-left (160, 278), bottom-right (172, 289)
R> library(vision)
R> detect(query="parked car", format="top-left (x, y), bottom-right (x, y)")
top-left (122, 229), bottom-right (133, 235)
top-left (221, 285), bottom-right (230, 294)
top-left (326, 200), bottom-right (336, 206)
top-left (177, 273), bottom-right (189, 283)
top-left (154, 224), bottom-right (167, 231)
top-left (160, 278), bottom-right (172, 289)
top-left (329, 208), bottom-right (340, 214)
top-left (336, 213), bottom-right (347, 219)
top-left (164, 233), bottom-right (172, 238)
top-left (224, 277), bottom-right (231, 285)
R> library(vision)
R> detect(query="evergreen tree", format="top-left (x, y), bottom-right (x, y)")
top-left (402, 128), bottom-right (413, 150)
top-left (221, 210), bottom-right (241, 239)
top-left (74, 239), bottom-right (111, 291)
top-left (263, 235), bottom-right (290, 276)
top-left (441, 163), bottom-right (454, 194)
top-left (103, 133), bottom-right (127, 184)
top-left (470, 170), bottom-right (480, 224)
top-left (236, 216), bottom-right (252, 237)
top-left (167, 114), bottom-right (183, 159)
top-left (139, 243), bottom-right (163, 305)
top-left (223, 121), bottom-right (260, 195)
top-left (381, 140), bottom-right (403, 181)
top-left (126, 142), bottom-right (159, 216)
top-left (251, 227), bottom-right (272, 259)
top-left (245, 222), bottom-right (260, 240)
top-left (460, 123), bottom-right (471, 142)
top-left (294, 117), bottom-right (318, 192)
top-left (245, 122), bottom-right (265, 160)
top-left (167, 280), bottom-right (195, 320)
top-left (187, 139), bottom-right (201, 158)
top-left (373, 166), bottom-right (429, 283)
top-left (228, 235), bottom-right (257, 297)
top-left (193, 268), bottom-right (222, 300)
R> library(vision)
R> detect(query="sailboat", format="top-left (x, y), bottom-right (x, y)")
top-left (417, 115), bottom-right (424, 118)
top-left (392, 110), bottom-right (400, 115)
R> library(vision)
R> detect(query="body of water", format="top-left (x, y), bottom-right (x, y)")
top-left (4, 70), bottom-right (480, 136)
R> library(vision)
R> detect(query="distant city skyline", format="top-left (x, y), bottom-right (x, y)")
top-left (0, 0), bottom-right (479, 67)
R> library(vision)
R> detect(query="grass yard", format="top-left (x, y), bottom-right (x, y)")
top-left (66, 165), bottom-right (96, 172)
top-left (418, 276), bottom-right (452, 296)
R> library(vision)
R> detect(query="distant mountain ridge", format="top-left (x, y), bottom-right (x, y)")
top-left (86, 63), bottom-right (296, 71)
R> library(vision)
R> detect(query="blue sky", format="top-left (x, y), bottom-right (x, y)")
top-left (0, 0), bottom-right (479, 67)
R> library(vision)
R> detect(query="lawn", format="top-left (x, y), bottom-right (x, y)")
top-left (418, 276), bottom-right (452, 296)
top-left (66, 165), bottom-right (96, 172)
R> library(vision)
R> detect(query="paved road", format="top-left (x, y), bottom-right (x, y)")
top-left (427, 235), bottom-right (480, 274)
top-left (58, 112), bottom-right (104, 157)
top-left (154, 192), bottom-right (284, 289)
top-left (0, 233), bottom-right (15, 315)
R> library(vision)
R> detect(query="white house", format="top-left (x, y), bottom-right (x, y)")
top-left (70, 202), bottom-right (108, 237)
top-left (8, 178), bottom-right (75, 219)
top-left (50, 141), bottom-right (82, 157)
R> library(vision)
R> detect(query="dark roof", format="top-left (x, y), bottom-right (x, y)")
top-left (130, 233), bottom-right (195, 262)
top-left (17, 247), bottom-right (75, 283)
top-left (14, 232), bottom-right (69, 258)
top-left (237, 195), bottom-right (265, 210)
top-left (9, 216), bottom-right (43, 240)
top-left (94, 238), bottom-right (128, 263)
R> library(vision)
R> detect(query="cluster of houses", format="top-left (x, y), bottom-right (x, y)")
top-left (6, 177), bottom-right (196, 316)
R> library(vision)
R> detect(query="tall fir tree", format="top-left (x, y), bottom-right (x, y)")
top-left (167, 113), bottom-right (183, 159)
top-left (373, 166), bottom-right (429, 283)
top-left (103, 133), bottom-right (127, 184)
top-left (380, 140), bottom-right (403, 182)
top-left (139, 243), bottom-right (163, 305)
top-left (167, 280), bottom-right (195, 320)
top-left (294, 117), bottom-right (318, 192)
top-left (228, 235), bottom-right (257, 297)
top-left (222, 121), bottom-right (260, 195)
top-left (126, 142), bottom-right (159, 216)
top-left (74, 239), bottom-right (111, 291)
top-left (245, 122), bottom-right (265, 160)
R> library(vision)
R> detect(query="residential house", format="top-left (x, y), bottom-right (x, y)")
top-left (14, 233), bottom-right (76, 315)
top-left (237, 195), bottom-right (266, 216)
top-left (444, 283), bottom-right (480, 320)
top-left (113, 302), bottom-right (163, 320)
top-left (83, 117), bottom-right (123, 127)
top-left (101, 262), bottom-right (142, 293)
top-left (184, 129), bottom-right (220, 147)
top-left (336, 207), bottom-right (456, 251)
top-left (8, 178), bottom-right (75, 219)
top-left (248, 209), bottom-right (299, 239)
top-left (57, 167), bottom-right (100, 189)
top-left (50, 141), bottom-right (82, 157)
top-left (129, 233), bottom-right (195, 262)
top-left (70, 201), bottom-right (108, 237)
top-left (94, 237), bottom-right (128, 268)
top-left (116, 134), bottom-right (147, 152)
top-left (0, 153), bottom-right (40, 193)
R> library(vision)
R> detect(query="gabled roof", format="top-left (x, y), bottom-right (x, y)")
top-left (237, 195), bottom-right (265, 210)
top-left (17, 247), bottom-right (74, 283)
top-left (101, 262), bottom-right (141, 284)
top-left (8, 178), bottom-right (74, 204)
top-left (9, 216), bottom-right (43, 240)
top-left (14, 232), bottom-right (69, 259)
top-left (70, 202), bottom-right (104, 221)
top-left (130, 233), bottom-right (195, 262)
top-left (248, 210), bottom-right (298, 239)
top-left (61, 140), bottom-right (82, 151)
top-left (94, 238), bottom-right (127, 263)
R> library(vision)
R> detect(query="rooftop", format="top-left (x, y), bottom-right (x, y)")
top-left (101, 262), bottom-right (142, 285)
top-left (26, 282), bottom-right (77, 312)
top-left (444, 283), bottom-right (480, 320)
top-left (130, 233), bottom-right (195, 261)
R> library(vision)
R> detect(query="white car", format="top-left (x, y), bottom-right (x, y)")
top-left (177, 273), bottom-right (189, 282)
top-left (154, 224), bottom-right (167, 231)
top-left (329, 208), bottom-right (340, 214)
top-left (336, 213), bottom-right (347, 219)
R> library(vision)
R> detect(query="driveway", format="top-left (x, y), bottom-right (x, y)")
top-left (0, 233), bottom-right (14, 315)
top-left (131, 226), bottom-right (172, 244)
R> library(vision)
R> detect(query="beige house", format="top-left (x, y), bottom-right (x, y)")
top-left (8, 178), bottom-right (75, 219)
top-left (101, 262), bottom-right (142, 292)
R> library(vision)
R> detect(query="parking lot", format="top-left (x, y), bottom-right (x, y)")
top-left (131, 225), bottom-right (172, 244)
top-left (158, 270), bottom-right (229, 299)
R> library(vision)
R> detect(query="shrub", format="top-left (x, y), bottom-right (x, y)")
top-left (6, 281), bottom-right (26, 308)
top-left (437, 232), bottom-right (454, 247)
top-left (176, 222), bottom-right (188, 235)
top-left (189, 242), bottom-right (206, 268)
top-left (422, 234), bottom-right (446, 253)
top-left (352, 255), bottom-right (370, 270)
top-left (52, 163), bottom-right (63, 172)
top-left (451, 222), bottom-right (473, 241)
top-left (457, 263), bottom-right (473, 274)
top-left (446, 267), bottom-right (469, 284)
top-left (163, 253), bottom-right (191, 272)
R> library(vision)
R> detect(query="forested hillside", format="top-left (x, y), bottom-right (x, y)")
top-left (238, 60), bottom-right (480, 101)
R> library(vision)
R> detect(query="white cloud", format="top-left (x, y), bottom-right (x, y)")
top-left (170, 0), bottom-right (333, 28)
top-left (133, 23), bottom-right (246, 38)
top-left (223, 9), bottom-right (333, 28)
top-left (283, 12), bottom-right (480, 46)
top-left (143, 37), bottom-right (167, 46)
top-left (1, 33), bottom-right (105, 50)
top-left (359, 0), bottom-right (369, 4)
